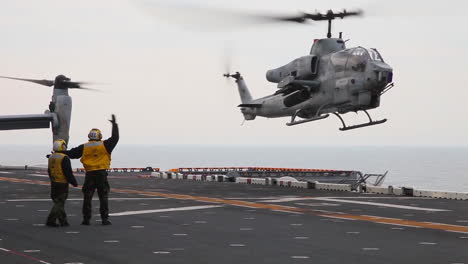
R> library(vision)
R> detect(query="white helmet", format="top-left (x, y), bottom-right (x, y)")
top-left (53, 139), bottom-right (67, 152)
top-left (88, 128), bottom-right (102, 140)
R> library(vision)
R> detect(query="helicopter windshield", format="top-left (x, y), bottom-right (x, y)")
top-left (347, 48), bottom-right (369, 72)
top-left (367, 48), bottom-right (383, 62)
top-left (330, 51), bottom-right (348, 72)
top-left (332, 47), bottom-right (384, 73)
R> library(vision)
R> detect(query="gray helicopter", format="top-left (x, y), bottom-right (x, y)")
top-left (0, 75), bottom-right (94, 144)
top-left (224, 10), bottom-right (394, 131)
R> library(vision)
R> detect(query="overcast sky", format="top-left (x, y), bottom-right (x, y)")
top-left (0, 0), bottom-right (467, 147)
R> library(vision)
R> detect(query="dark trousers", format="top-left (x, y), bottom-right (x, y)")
top-left (82, 170), bottom-right (110, 221)
top-left (47, 182), bottom-right (69, 224)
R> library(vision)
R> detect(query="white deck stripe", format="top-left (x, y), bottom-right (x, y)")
top-left (325, 215), bottom-right (356, 221)
top-left (27, 174), bottom-right (48, 177)
top-left (262, 197), bottom-right (315, 203)
top-left (225, 196), bottom-right (296, 200)
top-left (262, 196), bottom-right (425, 203)
top-left (272, 209), bottom-right (304, 214)
top-left (312, 198), bottom-right (449, 212)
top-left (110, 205), bottom-right (223, 216)
top-left (7, 198), bottom-right (167, 202)
top-left (323, 196), bottom-right (422, 200)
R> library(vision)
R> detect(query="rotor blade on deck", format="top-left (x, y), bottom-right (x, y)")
top-left (0, 76), bottom-right (54, 87)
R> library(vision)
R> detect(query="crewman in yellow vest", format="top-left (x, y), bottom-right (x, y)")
top-left (65, 114), bottom-right (119, 226)
top-left (47, 139), bottom-right (78, 227)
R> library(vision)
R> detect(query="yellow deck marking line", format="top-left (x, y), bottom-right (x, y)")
top-left (1, 176), bottom-right (468, 233)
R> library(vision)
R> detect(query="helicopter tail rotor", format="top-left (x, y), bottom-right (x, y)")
top-left (223, 72), bottom-right (242, 81)
top-left (222, 43), bottom-right (242, 81)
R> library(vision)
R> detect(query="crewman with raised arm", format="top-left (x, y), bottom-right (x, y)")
top-left (47, 139), bottom-right (78, 227)
top-left (65, 114), bottom-right (119, 226)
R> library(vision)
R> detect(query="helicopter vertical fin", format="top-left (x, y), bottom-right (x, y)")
top-left (236, 76), bottom-right (253, 104)
top-left (224, 72), bottom-right (256, 120)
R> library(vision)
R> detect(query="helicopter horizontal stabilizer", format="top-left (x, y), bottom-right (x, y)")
top-left (0, 114), bottom-right (54, 130)
top-left (286, 114), bottom-right (329, 126)
top-left (238, 104), bottom-right (262, 108)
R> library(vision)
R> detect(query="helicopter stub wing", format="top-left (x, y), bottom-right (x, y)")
top-left (0, 114), bottom-right (55, 130)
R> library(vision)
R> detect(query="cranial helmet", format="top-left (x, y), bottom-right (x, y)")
top-left (53, 139), bottom-right (67, 152)
top-left (88, 128), bottom-right (102, 141)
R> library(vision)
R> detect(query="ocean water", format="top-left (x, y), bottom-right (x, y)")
top-left (1, 145), bottom-right (467, 193)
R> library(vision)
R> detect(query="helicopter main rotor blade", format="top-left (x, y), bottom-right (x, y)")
top-left (0, 75), bottom-right (101, 91)
top-left (138, 0), bottom-right (365, 30)
top-left (137, 1), bottom-right (315, 30)
top-left (0, 76), bottom-right (54, 87)
top-left (64, 81), bottom-right (90, 88)
top-left (62, 81), bottom-right (102, 92)
top-left (71, 86), bottom-right (102, 92)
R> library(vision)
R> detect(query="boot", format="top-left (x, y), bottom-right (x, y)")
top-left (46, 221), bottom-right (59, 227)
top-left (81, 219), bottom-right (90, 226)
top-left (102, 219), bottom-right (112, 226)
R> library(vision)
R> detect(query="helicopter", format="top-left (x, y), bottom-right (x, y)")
top-left (223, 9), bottom-right (394, 131)
top-left (0, 75), bottom-right (94, 144)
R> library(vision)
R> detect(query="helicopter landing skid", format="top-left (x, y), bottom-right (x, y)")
top-left (333, 110), bottom-right (387, 131)
top-left (286, 114), bottom-right (329, 126)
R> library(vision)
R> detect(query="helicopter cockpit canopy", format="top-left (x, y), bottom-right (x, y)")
top-left (330, 47), bottom-right (384, 73)
top-left (366, 48), bottom-right (384, 62)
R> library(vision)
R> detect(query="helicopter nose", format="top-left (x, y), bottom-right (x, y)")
top-left (377, 71), bottom-right (393, 83)
top-left (370, 62), bottom-right (393, 84)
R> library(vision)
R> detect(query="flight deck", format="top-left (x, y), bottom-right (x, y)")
top-left (0, 169), bottom-right (467, 264)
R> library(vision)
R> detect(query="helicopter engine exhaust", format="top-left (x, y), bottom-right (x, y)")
top-left (266, 55), bottom-right (319, 84)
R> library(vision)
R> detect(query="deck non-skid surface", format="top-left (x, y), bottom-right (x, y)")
top-left (0, 170), bottom-right (467, 264)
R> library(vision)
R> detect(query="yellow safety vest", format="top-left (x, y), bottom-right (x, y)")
top-left (48, 153), bottom-right (68, 183)
top-left (80, 141), bottom-right (111, 172)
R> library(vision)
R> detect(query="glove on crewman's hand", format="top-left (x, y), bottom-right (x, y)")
top-left (109, 114), bottom-right (117, 124)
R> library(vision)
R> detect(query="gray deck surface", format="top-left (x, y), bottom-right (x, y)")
top-left (0, 170), bottom-right (467, 264)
